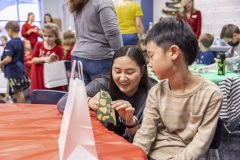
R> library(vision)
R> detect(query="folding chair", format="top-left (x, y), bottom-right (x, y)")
top-left (205, 118), bottom-right (224, 160)
top-left (31, 89), bottom-right (67, 104)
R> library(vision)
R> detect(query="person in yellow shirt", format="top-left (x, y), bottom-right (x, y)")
top-left (114, 0), bottom-right (144, 46)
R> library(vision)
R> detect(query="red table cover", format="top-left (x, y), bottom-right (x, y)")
top-left (0, 104), bottom-right (147, 160)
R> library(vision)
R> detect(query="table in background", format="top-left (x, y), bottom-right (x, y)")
top-left (209, 45), bottom-right (231, 52)
top-left (194, 71), bottom-right (240, 85)
top-left (149, 67), bottom-right (240, 85)
top-left (190, 64), bottom-right (240, 85)
top-left (0, 104), bottom-right (147, 160)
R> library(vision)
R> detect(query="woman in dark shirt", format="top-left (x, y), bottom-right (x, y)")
top-left (87, 45), bottom-right (157, 141)
top-left (58, 45), bottom-right (157, 141)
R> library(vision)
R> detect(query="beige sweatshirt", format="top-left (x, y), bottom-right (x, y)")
top-left (133, 77), bottom-right (223, 160)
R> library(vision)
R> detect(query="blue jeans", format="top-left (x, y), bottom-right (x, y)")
top-left (71, 56), bottom-right (112, 85)
top-left (122, 34), bottom-right (139, 46)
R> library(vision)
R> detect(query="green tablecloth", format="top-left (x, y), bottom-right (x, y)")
top-left (148, 65), bottom-right (240, 85)
top-left (190, 64), bottom-right (240, 85)
top-left (195, 71), bottom-right (240, 85)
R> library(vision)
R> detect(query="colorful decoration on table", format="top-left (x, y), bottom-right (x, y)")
top-left (162, 0), bottom-right (181, 16)
top-left (96, 90), bottom-right (116, 125)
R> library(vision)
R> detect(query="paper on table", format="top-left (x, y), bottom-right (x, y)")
top-left (96, 90), bottom-right (116, 125)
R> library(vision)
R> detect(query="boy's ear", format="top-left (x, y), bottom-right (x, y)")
top-left (233, 33), bottom-right (239, 39)
top-left (169, 45), bottom-right (180, 60)
top-left (233, 33), bottom-right (238, 37)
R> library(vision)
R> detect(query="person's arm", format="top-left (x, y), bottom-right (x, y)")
top-left (174, 90), bottom-right (222, 159)
top-left (32, 56), bottom-right (49, 64)
top-left (133, 86), bottom-right (160, 154)
top-left (111, 100), bottom-right (138, 139)
top-left (195, 11), bottom-right (202, 39)
top-left (98, 2), bottom-right (123, 50)
top-left (0, 42), bottom-right (14, 68)
top-left (226, 46), bottom-right (240, 64)
top-left (135, 16), bottom-right (144, 37)
top-left (0, 56), bottom-right (12, 67)
top-left (225, 47), bottom-right (234, 58)
top-left (226, 56), bottom-right (240, 65)
top-left (31, 42), bottom-right (48, 64)
top-left (126, 118), bottom-right (139, 139)
top-left (21, 24), bottom-right (29, 38)
top-left (134, 2), bottom-right (144, 37)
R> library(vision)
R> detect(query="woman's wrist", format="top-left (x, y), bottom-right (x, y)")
top-left (125, 116), bottom-right (139, 129)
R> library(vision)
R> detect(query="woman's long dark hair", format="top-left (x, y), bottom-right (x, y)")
top-left (44, 13), bottom-right (53, 23)
top-left (109, 45), bottom-right (149, 100)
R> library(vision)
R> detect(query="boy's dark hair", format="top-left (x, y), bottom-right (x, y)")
top-left (5, 21), bottom-right (20, 33)
top-left (199, 33), bottom-right (214, 48)
top-left (220, 24), bottom-right (240, 39)
top-left (109, 45), bottom-right (149, 101)
top-left (145, 17), bottom-right (198, 66)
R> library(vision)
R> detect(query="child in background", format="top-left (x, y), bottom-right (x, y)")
top-left (137, 34), bottom-right (148, 63)
top-left (0, 36), bottom-right (8, 48)
top-left (196, 33), bottom-right (215, 65)
top-left (23, 39), bottom-right (32, 78)
top-left (62, 30), bottom-right (76, 61)
top-left (220, 24), bottom-right (240, 72)
top-left (133, 17), bottom-right (222, 160)
top-left (0, 35), bottom-right (8, 102)
top-left (0, 36), bottom-right (8, 58)
top-left (44, 13), bottom-right (54, 24)
top-left (30, 23), bottom-right (64, 95)
top-left (0, 21), bottom-right (28, 103)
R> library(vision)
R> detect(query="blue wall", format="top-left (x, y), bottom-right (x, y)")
top-left (141, 0), bottom-right (153, 33)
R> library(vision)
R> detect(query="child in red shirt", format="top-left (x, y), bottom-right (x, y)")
top-left (30, 23), bottom-right (64, 95)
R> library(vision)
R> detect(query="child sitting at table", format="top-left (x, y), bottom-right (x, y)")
top-left (220, 24), bottom-right (240, 72)
top-left (133, 17), bottom-right (223, 160)
top-left (196, 33), bottom-right (215, 65)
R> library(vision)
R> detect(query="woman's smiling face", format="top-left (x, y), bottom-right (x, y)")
top-left (112, 56), bottom-right (143, 97)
